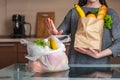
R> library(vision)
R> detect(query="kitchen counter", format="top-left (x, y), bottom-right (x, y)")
top-left (0, 35), bottom-right (70, 43)
top-left (0, 38), bottom-right (39, 43)
top-left (0, 37), bottom-right (70, 46)
top-left (0, 63), bottom-right (120, 80)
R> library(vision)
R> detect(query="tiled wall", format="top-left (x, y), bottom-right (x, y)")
top-left (0, 0), bottom-right (120, 36)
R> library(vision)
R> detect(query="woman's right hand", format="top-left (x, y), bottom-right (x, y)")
top-left (45, 18), bottom-right (63, 35)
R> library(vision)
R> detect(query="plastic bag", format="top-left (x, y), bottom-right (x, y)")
top-left (20, 35), bottom-right (69, 73)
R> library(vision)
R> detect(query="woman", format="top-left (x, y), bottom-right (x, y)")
top-left (45, 0), bottom-right (120, 64)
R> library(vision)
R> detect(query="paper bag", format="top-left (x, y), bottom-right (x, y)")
top-left (74, 17), bottom-right (104, 51)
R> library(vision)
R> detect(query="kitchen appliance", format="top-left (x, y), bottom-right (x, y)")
top-left (11, 14), bottom-right (31, 38)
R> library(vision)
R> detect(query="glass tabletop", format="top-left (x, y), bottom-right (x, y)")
top-left (0, 63), bottom-right (120, 80)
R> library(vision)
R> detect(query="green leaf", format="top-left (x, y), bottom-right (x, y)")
top-left (93, 8), bottom-right (99, 16)
top-left (93, 9), bottom-right (113, 30)
top-left (104, 14), bottom-right (113, 30)
top-left (34, 39), bottom-right (46, 47)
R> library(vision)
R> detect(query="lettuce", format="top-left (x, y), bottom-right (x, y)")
top-left (34, 39), bottom-right (46, 47)
top-left (93, 9), bottom-right (113, 30)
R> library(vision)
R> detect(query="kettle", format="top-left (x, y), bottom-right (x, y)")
top-left (11, 14), bottom-right (31, 38)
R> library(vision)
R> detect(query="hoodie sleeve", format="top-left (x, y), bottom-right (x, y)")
top-left (57, 9), bottom-right (73, 35)
top-left (108, 8), bottom-right (120, 57)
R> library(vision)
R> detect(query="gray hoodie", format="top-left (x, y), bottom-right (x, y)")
top-left (58, 7), bottom-right (120, 64)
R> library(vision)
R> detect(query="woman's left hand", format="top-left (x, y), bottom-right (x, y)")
top-left (74, 47), bottom-right (100, 59)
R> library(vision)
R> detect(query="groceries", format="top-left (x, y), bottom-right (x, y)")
top-left (104, 15), bottom-right (113, 29)
top-left (86, 13), bottom-right (96, 18)
top-left (49, 38), bottom-right (58, 50)
top-left (74, 4), bottom-right (107, 20)
top-left (74, 4), bottom-right (86, 17)
top-left (20, 35), bottom-right (66, 61)
top-left (74, 4), bottom-right (108, 51)
top-left (93, 7), bottom-right (113, 30)
top-left (34, 37), bottom-right (58, 50)
top-left (74, 4), bottom-right (113, 29)
top-left (20, 35), bottom-right (69, 73)
top-left (97, 5), bottom-right (107, 20)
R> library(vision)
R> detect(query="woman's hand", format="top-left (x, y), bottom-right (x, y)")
top-left (45, 18), bottom-right (63, 35)
top-left (74, 47), bottom-right (100, 58)
top-left (74, 47), bottom-right (112, 59)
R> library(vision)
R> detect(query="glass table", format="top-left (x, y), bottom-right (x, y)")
top-left (0, 63), bottom-right (120, 80)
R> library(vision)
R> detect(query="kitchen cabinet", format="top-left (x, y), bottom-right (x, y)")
top-left (0, 42), bottom-right (28, 69)
top-left (17, 43), bottom-right (28, 63)
top-left (0, 43), bottom-right (17, 69)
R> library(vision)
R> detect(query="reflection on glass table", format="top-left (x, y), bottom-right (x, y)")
top-left (0, 63), bottom-right (120, 80)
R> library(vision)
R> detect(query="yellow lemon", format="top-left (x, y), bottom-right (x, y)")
top-left (49, 38), bottom-right (58, 50)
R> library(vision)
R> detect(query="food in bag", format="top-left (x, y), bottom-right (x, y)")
top-left (74, 4), bottom-right (85, 17)
top-left (97, 5), bottom-right (107, 20)
top-left (49, 37), bottom-right (58, 50)
top-left (74, 4), bottom-right (107, 51)
top-left (20, 35), bottom-right (69, 73)
top-left (86, 13), bottom-right (96, 18)
top-left (74, 4), bottom-right (107, 19)
top-left (33, 37), bottom-right (58, 50)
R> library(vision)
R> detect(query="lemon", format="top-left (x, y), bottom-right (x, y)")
top-left (49, 38), bottom-right (58, 50)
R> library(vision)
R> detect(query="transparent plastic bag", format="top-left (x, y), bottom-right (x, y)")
top-left (20, 35), bottom-right (69, 73)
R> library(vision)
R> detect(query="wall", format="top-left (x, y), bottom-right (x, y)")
top-left (107, 0), bottom-right (120, 16)
top-left (1, 0), bottom-right (78, 36)
top-left (0, 0), bottom-right (7, 36)
top-left (0, 0), bottom-right (120, 36)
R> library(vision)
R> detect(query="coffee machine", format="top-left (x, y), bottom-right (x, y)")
top-left (11, 14), bottom-right (31, 38)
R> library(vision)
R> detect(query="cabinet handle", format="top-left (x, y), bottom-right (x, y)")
top-left (0, 44), bottom-right (15, 47)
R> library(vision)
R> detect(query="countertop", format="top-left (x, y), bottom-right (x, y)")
top-left (0, 37), bottom-right (40, 43)
top-left (0, 38), bottom-right (70, 46)
top-left (0, 63), bottom-right (120, 80)
top-left (0, 38), bottom-right (37, 42)
top-left (0, 35), bottom-right (71, 46)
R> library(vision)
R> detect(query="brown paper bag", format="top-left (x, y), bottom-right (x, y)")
top-left (74, 17), bottom-right (104, 51)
